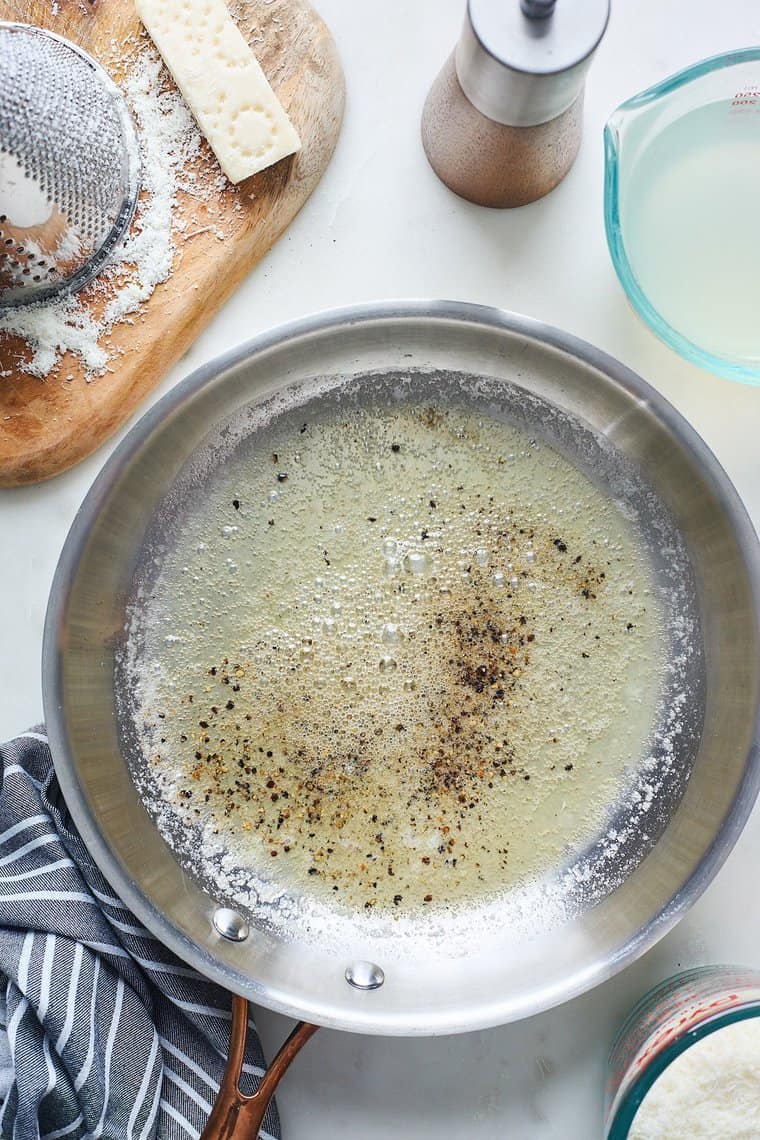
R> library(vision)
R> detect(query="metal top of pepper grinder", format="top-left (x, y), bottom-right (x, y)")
top-left (456, 0), bottom-right (610, 127)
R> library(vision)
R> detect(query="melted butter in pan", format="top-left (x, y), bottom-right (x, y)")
top-left (135, 403), bottom-right (665, 914)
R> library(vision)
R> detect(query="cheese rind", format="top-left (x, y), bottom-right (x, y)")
top-left (136, 0), bottom-right (301, 184)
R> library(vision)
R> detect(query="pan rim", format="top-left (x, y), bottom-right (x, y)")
top-left (42, 299), bottom-right (760, 1034)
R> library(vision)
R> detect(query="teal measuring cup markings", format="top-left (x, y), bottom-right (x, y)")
top-left (604, 50), bottom-right (760, 385)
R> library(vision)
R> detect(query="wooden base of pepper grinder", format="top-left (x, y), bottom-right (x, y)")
top-left (421, 53), bottom-right (583, 209)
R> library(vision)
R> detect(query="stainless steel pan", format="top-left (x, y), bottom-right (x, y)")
top-left (42, 302), bottom-right (760, 1136)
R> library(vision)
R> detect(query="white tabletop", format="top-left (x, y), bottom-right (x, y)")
top-left (2, 0), bottom-right (760, 1135)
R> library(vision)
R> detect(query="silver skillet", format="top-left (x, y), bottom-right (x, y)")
top-left (42, 302), bottom-right (760, 1136)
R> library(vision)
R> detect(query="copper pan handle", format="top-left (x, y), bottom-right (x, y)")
top-left (201, 996), bottom-right (318, 1140)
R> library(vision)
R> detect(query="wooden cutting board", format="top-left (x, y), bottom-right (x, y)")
top-left (0, 0), bottom-right (344, 486)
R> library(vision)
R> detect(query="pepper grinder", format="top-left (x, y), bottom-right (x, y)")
top-left (421, 0), bottom-right (610, 208)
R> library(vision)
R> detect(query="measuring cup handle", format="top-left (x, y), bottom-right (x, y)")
top-left (201, 996), bottom-right (318, 1140)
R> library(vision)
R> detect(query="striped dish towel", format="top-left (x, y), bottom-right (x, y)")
top-left (0, 730), bottom-right (280, 1140)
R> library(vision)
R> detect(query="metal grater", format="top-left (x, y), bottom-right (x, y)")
top-left (0, 22), bottom-right (140, 311)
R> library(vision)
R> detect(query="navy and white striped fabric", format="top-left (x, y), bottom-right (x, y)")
top-left (0, 730), bottom-right (280, 1140)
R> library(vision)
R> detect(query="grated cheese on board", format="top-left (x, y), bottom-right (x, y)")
top-left (0, 43), bottom-right (215, 379)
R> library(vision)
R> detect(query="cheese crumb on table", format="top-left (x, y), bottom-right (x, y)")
top-left (629, 1017), bottom-right (760, 1140)
top-left (135, 0), bottom-right (301, 184)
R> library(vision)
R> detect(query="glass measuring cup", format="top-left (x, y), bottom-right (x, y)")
top-left (604, 50), bottom-right (760, 385)
top-left (605, 965), bottom-right (760, 1137)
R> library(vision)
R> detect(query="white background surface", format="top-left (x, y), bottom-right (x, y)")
top-left (2, 0), bottom-right (760, 1136)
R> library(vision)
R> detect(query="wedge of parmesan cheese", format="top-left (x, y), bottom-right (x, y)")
top-left (135, 0), bottom-right (301, 184)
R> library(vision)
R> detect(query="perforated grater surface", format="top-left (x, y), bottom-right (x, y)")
top-left (0, 22), bottom-right (140, 311)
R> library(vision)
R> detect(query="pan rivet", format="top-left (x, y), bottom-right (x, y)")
top-left (213, 907), bottom-right (249, 942)
top-left (345, 961), bottom-right (385, 990)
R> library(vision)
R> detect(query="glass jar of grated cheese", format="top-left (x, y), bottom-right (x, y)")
top-left (606, 966), bottom-right (760, 1139)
